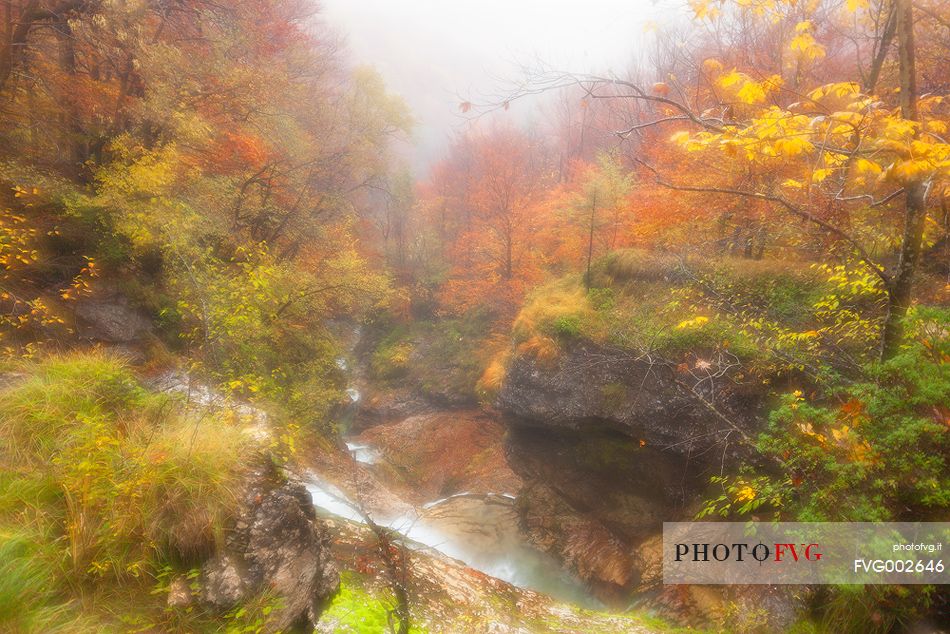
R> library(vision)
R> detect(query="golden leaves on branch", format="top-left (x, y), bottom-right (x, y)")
top-left (665, 69), bottom-right (949, 192)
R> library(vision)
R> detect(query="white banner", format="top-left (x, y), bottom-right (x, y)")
top-left (663, 522), bottom-right (948, 584)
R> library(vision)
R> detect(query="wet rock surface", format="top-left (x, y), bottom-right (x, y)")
top-left (356, 409), bottom-right (521, 501)
top-left (202, 463), bottom-right (339, 633)
top-left (316, 327), bottom-right (800, 630)
top-left (495, 344), bottom-right (810, 627)
top-left (320, 517), bottom-right (661, 633)
top-left (505, 425), bottom-right (699, 602)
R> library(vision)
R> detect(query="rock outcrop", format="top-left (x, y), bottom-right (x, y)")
top-left (497, 341), bottom-right (765, 606)
top-left (201, 464), bottom-right (339, 632)
top-left (75, 291), bottom-right (152, 345)
top-left (505, 424), bottom-right (693, 602)
top-left (355, 409), bottom-right (521, 502)
top-left (498, 340), bottom-right (760, 458)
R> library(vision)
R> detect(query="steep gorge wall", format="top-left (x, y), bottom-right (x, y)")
top-left (496, 339), bottom-right (768, 602)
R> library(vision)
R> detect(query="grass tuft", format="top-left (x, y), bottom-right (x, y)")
top-left (0, 351), bottom-right (249, 630)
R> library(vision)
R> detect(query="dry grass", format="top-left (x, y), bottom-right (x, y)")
top-left (0, 351), bottom-right (250, 630)
top-left (602, 248), bottom-right (683, 284)
top-left (512, 279), bottom-right (594, 343)
top-left (476, 347), bottom-right (511, 399)
top-left (515, 335), bottom-right (562, 366)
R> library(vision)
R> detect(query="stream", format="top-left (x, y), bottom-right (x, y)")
top-left (305, 474), bottom-right (598, 607)
top-left (305, 377), bottom-right (600, 608)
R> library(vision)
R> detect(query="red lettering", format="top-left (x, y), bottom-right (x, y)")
top-left (774, 543), bottom-right (800, 562)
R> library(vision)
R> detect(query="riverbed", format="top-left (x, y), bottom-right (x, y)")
top-left (305, 424), bottom-right (600, 608)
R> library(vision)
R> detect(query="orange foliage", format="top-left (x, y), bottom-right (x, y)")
top-left (422, 125), bottom-right (552, 317)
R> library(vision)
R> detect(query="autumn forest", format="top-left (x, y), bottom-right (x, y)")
top-left (0, 0), bottom-right (948, 632)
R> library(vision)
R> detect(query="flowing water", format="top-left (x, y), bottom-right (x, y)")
top-left (316, 358), bottom-right (600, 607)
top-left (306, 466), bottom-right (599, 608)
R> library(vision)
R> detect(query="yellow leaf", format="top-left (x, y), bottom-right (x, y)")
top-left (926, 120), bottom-right (948, 135)
top-left (717, 70), bottom-right (744, 89)
top-left (690, 0), bottom-right (720, 19)
top-left (885, 159), bottom-right (933, 184)
top-left (670, 130), bottom-right (691, 146)
top-left (736, 486), bottom-right (756, 502)
top-left (790, 24), bottom-right (827, 62)
top-left (676, 316), bottom-right (709, 330)
top-left (831, 426), bottom-right (850, 442)
top-left (702, 58), bottom-right (724, 75)
top-left (737, 81), bottom-right (767, 104)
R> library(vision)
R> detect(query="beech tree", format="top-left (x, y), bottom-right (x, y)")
top-left (492, 0), bottom-right (948, 359)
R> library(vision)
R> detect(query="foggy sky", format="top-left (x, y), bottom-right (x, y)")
top-left (319, 0), bottom-right (687, 173)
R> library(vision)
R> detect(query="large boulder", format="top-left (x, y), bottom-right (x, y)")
top-left (201, 464), bottom-right (339, 632)
top-left (497, 340), bottom-right (765, 609)
top-left (74, 291), bottom-right (152, 344)
top-left (497, 340), bottom-right (760, 458)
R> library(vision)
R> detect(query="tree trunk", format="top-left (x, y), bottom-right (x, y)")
top-left (864, 4), bottom-right (897, 94)
top-left (0, 1), bottom-right (40, 93)
top-left (585, 196), bottom-right (597, 288)
top-left (55, 13), bottom-right (85, 175)
top-left (0, 2), bottom-right (91, 96)
top-left (504, 217), bottom-right (513, 280)
top-left (880, 0), bottom-right (926, 361)
top-left (881, 185), bottom-right (928, 360)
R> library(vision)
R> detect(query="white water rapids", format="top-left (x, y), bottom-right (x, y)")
top-left (314, 363), bottom-right (599, 607)
top-left (305, 470), bottom-right (598, 607)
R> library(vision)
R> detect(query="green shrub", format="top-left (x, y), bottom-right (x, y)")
top-left (371, 326), bottom-right (414, 379)
top-left (512, 279), bottom-right (594, 343)
top-left (758, 309), bottom-right (950, 522)
top-left (552, 315), bottom-right (582, 339)
top-left (370, 309), bottom-right (499, 401)
top-left (587, 287), bottom-right (615, 311)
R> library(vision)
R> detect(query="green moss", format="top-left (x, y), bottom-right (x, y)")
top-left (321, 571), bottom-right (428, 633)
